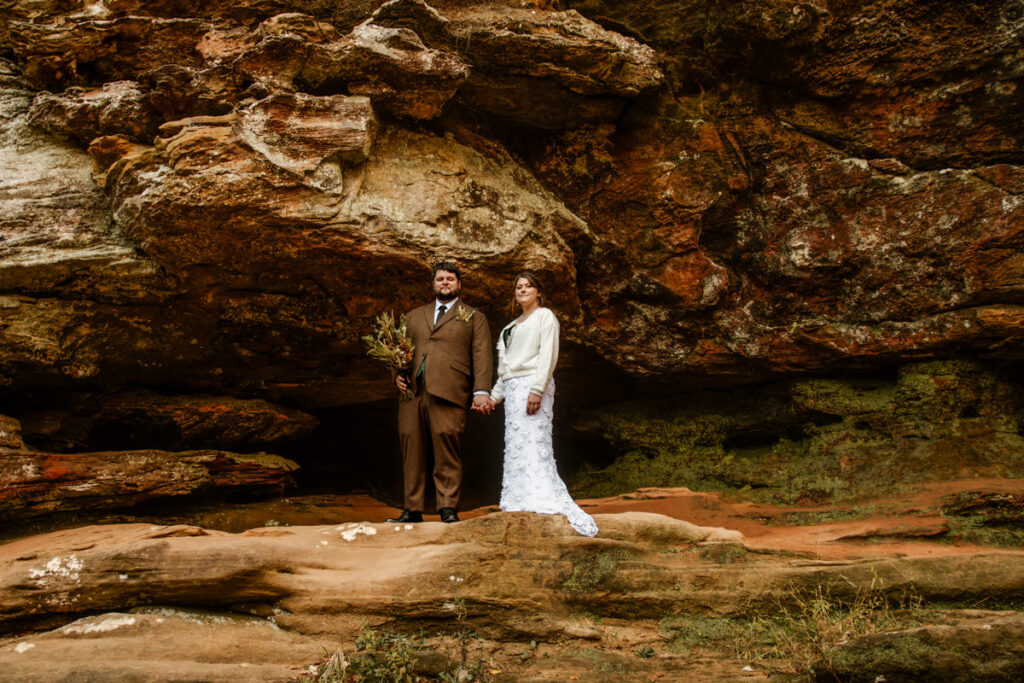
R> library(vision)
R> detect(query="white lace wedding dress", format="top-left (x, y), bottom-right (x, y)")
top-left (500, 376), bottom-right (599, 537)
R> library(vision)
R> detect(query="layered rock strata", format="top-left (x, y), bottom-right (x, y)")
top-left (1, 514), bottom-right (1024, 680)
top-left (0, 0), bottom-right (1021, 516)
top-left (0, 437), bottom-right (300, 522)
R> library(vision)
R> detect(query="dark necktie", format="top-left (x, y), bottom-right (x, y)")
top-left (417, 304), bottom-right (448, 382)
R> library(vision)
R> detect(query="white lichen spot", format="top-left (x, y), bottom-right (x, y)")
top-left (119, 573), bottom-right (128, 581)
top-left (448, 575), bottom-right (464, 583)
top-left (28, 555), bottom-right (84, 585)
top-left (700, 271), bottom-right (726, 305)
top-left (394, 525), bottom-right (401, 532)
top-left (319, 540), bottom-right (328, 546)
top-left (336, 523), bottom-right (378, 542)
top-left (404, 524), bottom-right (413, 530)
top-left (60, 614), bottom-right (137, 634)
top-left (1002, 196), bottom-right (1023, 212)
top-left (14, 643), bottom-right (34, 654)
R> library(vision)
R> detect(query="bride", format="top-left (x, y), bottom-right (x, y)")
top-left (483, 272), bottom-right (598, 537)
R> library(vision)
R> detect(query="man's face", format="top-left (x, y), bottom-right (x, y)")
top-left (432, 269), bottom-right (461, 302)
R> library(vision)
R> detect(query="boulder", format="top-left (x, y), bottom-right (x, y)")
top-left (822, 612), bottom-right (1024, 682)
top-left (9, 16), bottom-right (210, 89)
top-left (0, 610), bottom-right (330, 683)
top-left (0, 414), bottom-right (23, 448)
top-left (0, 448), bottom-right (299, 520)
top-left (15, 390), bottom-right (319, 452)
top-left (372, 0), bottom-right (664, 128)
top-left (0, 60), bottom-right (158, 296)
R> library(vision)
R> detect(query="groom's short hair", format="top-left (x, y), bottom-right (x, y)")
top-left (432, 261), bottom-right (462, 281)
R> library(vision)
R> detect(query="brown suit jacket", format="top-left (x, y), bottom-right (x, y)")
top-left (406, 301), bottom-right (493, 407)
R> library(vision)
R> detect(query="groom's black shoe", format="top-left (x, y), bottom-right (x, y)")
top-left (439, 507), bottom-right (459, 523)
top-left (386, 510), bottom-right (423, 523)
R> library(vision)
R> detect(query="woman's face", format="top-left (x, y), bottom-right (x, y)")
top-left (514, 277), bottom-right (539, 309)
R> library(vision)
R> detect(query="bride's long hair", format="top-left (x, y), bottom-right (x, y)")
top-left (508, 271), bottom-right (544, 318)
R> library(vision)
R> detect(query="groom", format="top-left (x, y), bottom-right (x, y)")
top-left (388, 262), bottom-right (493, 524)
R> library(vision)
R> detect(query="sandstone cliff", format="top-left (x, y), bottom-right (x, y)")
top-left (0, 0), bottom-right (1022, 543)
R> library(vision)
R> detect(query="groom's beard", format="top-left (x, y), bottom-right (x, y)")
top-left (435, 289), bottom-right (459, 303)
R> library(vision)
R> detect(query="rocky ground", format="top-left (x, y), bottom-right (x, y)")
top-left (2, 0), bottom-right (1024, 679)
top-left (2, 485), bottom-right (1023, 682)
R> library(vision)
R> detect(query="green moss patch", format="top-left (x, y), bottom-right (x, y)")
top-left (572, 360), bottom-right (1024, 505)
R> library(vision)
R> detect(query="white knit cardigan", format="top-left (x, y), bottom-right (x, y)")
top-left (489, 307), bottom-right (559, 404)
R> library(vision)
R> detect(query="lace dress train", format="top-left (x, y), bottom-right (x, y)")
top-left (500, 376), bottom-right (598, 537)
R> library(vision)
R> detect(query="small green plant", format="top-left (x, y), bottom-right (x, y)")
top-left (519, 640), bottom-right (538, 662)
top-left (752, 578), bottom-right (926, 676)
top-left (296, 649), bottom-right (348, 683)
top-left (781, 505), bottom-right (878, 526)
top-left (634, 646), bottom-right (656, 659)
top-left (943, 513), bottom-right (1024, 548)
top-left (661, 578), bottom-right (927, 677)
top-left (449, 597), bottom-right (475, 671)
top-left (353, 627), bottom-right (420, 683)
top-left (316, 650), bottom-right (349, 682)
top-left (661, 614), bottom-right (748, 655)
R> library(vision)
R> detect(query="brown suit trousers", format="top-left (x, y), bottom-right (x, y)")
top-left (397, 301), bottom-right (492, 511)
top-left (398, 384), bottom-right (467, 511)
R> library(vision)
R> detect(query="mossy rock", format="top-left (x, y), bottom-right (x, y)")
top-left (572, 360), bottom-right (1024, 504)
top-left (820, 614), bottom-right (1024, 682)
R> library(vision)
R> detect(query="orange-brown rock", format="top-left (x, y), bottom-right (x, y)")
top-left (0, 513), bottom-right (1023, 680)
top-left (0, 445), bottom-right (299, 520)
top-left (16, 390), bottom-right (318, 452)
top-left (4, 0), bottom-right (1019, 391)
top-left (0, 414), bottom-right (22, 448)
top-left (0, 0), bottom-right (1023, 522)
top-left (373, 0), bottom-right (664, 128)
top-left (0, 610), bottom-right (332, 683)
top-left (224, 12), bottom-right (471, 120)
top-left (10, 16), bottom-right (210, 89)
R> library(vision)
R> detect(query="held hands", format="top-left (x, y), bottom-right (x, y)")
top-left (472, 394), bottom-right (495, 415)
top-left (395, 375), bottom-right (410, 393)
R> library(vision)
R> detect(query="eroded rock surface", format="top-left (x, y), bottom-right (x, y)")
top-left (0, 439), bottom-right (299, 520)
top-left (0, 0), bottom-right (1022, 526)
top-left (2, 0), bottom-right (1020, 386)
top-left (0, 610), bottom-right (329, 683)
top-left (1, 513), bottom-right (1023, 680)
top-left (16, 390), bottom-right (318, 452)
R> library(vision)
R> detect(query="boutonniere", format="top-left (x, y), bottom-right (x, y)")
top-left (455, 305), bottom-right (475, 323)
